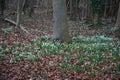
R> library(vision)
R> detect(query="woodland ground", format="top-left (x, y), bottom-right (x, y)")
top-left (0, 9), bottom-right (120, 80)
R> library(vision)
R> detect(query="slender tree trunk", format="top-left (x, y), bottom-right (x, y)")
top-left (114, 2), bottom-right (120, 39)
top-left (115, 2), bottom-right (120, 27)
top-left (0, 0), bottom-right (5, 15)
top-left (16, 0), bottom-right (28, 33)
top-left (103, 0), bottom-right (107, 18)
top-left (86, 0), bottom-right (92, 23)
top-left (52, 0), bottom-right (71, 42)
top-left (22, 0), bottom-right (34, 17)
top-left (28, 0), bottom-right (34, 17)
top-left (22, 0), bottom-right (28, 14)
top-left (16, 0), bottom-right (21, 29)
top-left (70, 0), bottom-right (73, 19)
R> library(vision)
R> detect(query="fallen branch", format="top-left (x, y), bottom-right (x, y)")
top-left (2, 18), bottom-right (28, 34)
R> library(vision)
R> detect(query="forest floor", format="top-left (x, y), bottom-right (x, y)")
top-left (0, 9), bottom-right (120, 80)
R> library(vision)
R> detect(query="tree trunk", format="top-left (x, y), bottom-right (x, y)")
top-left (27, 0), bottom-right (34, 17)
top-left (52, 0), bottom-right (71, 42)
top-left (16, 0), bottom-right (21, 29)
top-left (0, 0), bottom-right (5, 15)
top-left (115, 2), bottom-right (120, 27)
top-left (16, 0), bottom-right (28, 33)
top-left (115, 2), bottom-right (120, 39)
top-left (22, 0), bottom-right (34, 17)
top-left (86, 0), bottom-right (92, 23)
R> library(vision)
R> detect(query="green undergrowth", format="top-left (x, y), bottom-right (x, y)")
top-left (0, 35), bottom-right (120, 77)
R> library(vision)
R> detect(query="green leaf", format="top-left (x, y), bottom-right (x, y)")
top-left (2, 27), bottom-right (13, 34)
top-left (2, 49), bottom-right (10, 55)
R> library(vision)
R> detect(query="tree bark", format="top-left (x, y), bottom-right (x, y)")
top-left (16, 0), bottom-right (28, 33)
top-left (27, 0), bottom-right (34, 17)
top-left (22, 0), bottom-right (34, 17)
top-left (52, 0), bottom-right (71, 42)
top-left (0, 0), bottom-right (5, 15)
top-left (115, 2), bottom-right (120, 27)
top-left (115, 2), bottom-right (120, 39)
top-left (16, 0), bottom-right (21, 29)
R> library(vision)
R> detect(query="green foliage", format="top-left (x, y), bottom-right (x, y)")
top-left (28, 53), bottom-right (37, 62)
top-left (13, 42), bottom-right (21, 48)
top-left (19, 52), bottom-right (27, 61)
top-left (0, 48), bottom-right (10, 60)
top-left (2, 27), bottom-right (13, 35)
top-left (85, 64), bottom-right (90, 71)
top-left (36, 51), bottom-right (43, 58)
top-left (1, 35), bottom-right (119, 76)
top-left (116, 64), bottom-right (120, 71)
top-left (40, 35), bottom-right (51, 41)
top-left (72, 65), bottom-right (82, 73)
top-left (78, 58), bottom-right (84, 65)
top-left (23, 45), bottom-right (34, 52)
top-left (1, 43), bottom-right (7, 48)
top-left (60, 62), bottom-right (71, 70)
top-left (1, 49), bottom-right (10, 55)
top-left (90, 71), bottom-right (95, 78)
